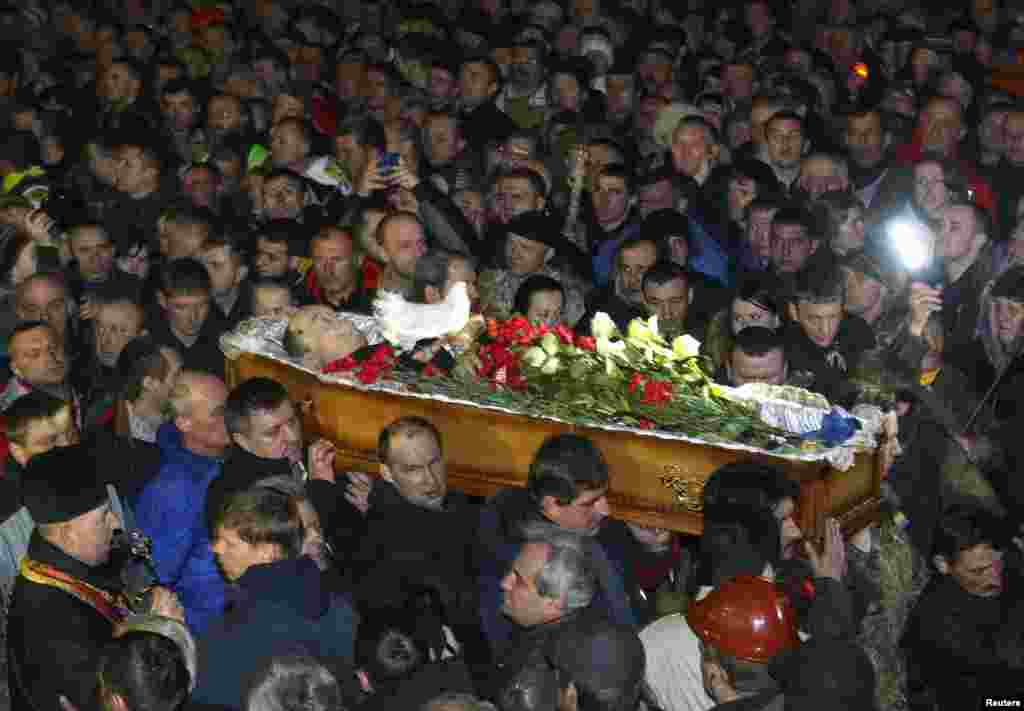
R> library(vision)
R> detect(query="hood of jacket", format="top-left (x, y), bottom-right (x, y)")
top-left (235, 556), bottom-right (331, 620)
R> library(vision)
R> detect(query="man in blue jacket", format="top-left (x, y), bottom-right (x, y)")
top-left (134, 371), bottom-right (232, 634)
top-left (195, 485), bottom-right (358, 709)
top-left (477, 434), bottom-right (637, 653)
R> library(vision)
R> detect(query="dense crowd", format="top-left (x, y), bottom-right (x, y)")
top-left (0, 0), bottom-right (1023, 710)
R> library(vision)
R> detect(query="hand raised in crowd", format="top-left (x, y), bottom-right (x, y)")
top-left (393, 158), bottom-right (419, 191)
top-left (148, 586), bottom-right (186, 623)
top-left (355, 152), bottom-right (389, 197)
top-left (79, 297), bottom-right (97, 321)
top-left (345, 471), bottom-right (373, 514)
top-left (804, 517), bottom-right (848, 582)
top-left (22, 208), bottom-right (58, 244)
top-left (702, 659), bottom-right (739, 703)
top-left (908, 281), bottom-right (942, 338)
top-left (307, 438), bottom-right (337, 482)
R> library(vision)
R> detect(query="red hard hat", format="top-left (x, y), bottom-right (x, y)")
top-left (687, 575), bottom-right (799, 664)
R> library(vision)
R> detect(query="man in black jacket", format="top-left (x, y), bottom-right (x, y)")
top-left (6, 445), bottom-right (183, 711)
top-left (354, 417), bottom-right (490, 685)
top-left (485, 525), bottom-right (609, 703)
top-left (148, 257), bottom-right (230, 378)
top-left (902, 504), bottom-right (1024, 711)
top-left (783, 262), bottom-right (876, 408)
top-left (206, 377), bottom-right (364, 570)
top-left (457, 57), bottom-right (519, 155)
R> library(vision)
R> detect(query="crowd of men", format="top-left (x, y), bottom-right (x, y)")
top-left (0, 0), bottom-right (1024, 709)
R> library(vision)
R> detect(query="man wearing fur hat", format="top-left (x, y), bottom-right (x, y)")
top-left (6, 444), bottom-right (184, 711)
top-left (478, 210), bottom-right (590, 326)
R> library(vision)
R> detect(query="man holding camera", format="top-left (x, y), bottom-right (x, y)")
top-left (6, 445), bottom-right (184, 711)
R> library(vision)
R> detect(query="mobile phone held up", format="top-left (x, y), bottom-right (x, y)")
top-left (379, 151), bottom-right (401, 177)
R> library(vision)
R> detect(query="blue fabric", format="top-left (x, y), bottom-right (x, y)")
top-left (802, 409), bottom-right (862, 448)
top-left (134, 422), bottom-right (226, 635)
top-left (592, 223), bottom-right (642, 289)
top-left (686, 214), bottom-right (732, 288)
top-left (192, 557), bottom-right (358, 710)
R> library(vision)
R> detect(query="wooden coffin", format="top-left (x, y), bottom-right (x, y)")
top-left (227, 352), bottom-right (883, 538)
top-left (990, 63), bottom-right (1024, 98)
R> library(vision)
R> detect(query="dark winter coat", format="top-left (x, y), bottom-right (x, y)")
top-left (192, 556), bottom-right (358, 710)
top-left (6, 533), bottom-right (121, 711)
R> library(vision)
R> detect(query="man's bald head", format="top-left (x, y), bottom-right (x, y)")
top-left (376, 212), bottom-right (427, 282)
top-left (169, 371), bottom-right (225, 418)
top-left (15, 273), bottom-right (69, 343)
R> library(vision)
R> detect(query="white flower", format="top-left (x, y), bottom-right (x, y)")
top-left (540, 332), bottom-right (561, 356)
top-left (627, 317), bottom-right (654, 344)
top-left (541, 356), bottom-right (562, 374)
top-left (522, 346), bottom-right (548, 368)
top-left (596, 337), bottom-right (627, 358)
top-left (672, 334), bottom-right (702, 359)
top-left (591, 312), bottom-right (618, 341)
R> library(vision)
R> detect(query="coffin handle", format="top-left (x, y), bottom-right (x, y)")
top-left (660, 466), bottom-right (705, 512)
top-left (297, 395), bottom-right (322, 432)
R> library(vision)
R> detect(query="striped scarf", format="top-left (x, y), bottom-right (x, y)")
top-left (19, 559), bottom-right (130, 625)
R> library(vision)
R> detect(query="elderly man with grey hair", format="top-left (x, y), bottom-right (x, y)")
top-left (483, 523), bottom-right (606, 702)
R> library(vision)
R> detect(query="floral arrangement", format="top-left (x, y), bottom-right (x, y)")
top-left (433, 313), bottom-right (789, 449)
top-left (323, 344), bottom-right (397, 384)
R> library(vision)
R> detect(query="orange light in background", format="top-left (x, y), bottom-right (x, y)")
top-left (852, 62), bottom-right (869, 79)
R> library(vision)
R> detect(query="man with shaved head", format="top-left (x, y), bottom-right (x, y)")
top-left (134, 371), bottom-right (232, 633)
top-left (377, 212), bottom-right (428, 297)
top-left (15, 273), bottom-right (73, 351)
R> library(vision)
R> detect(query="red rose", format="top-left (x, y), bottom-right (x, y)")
top-left (628, 372), bottom-right (645, 393)
top-left (322, 355), bottom-right (358, 374)
top-left (555, 324), bottom-right (575, 345)
top-left (356, 366), bottom-right (382, 384)
top-left (575, 335), bottom-right (596, 351)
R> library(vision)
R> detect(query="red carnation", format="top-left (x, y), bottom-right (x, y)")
top-left (575, 335), bottom-right (596, 352)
